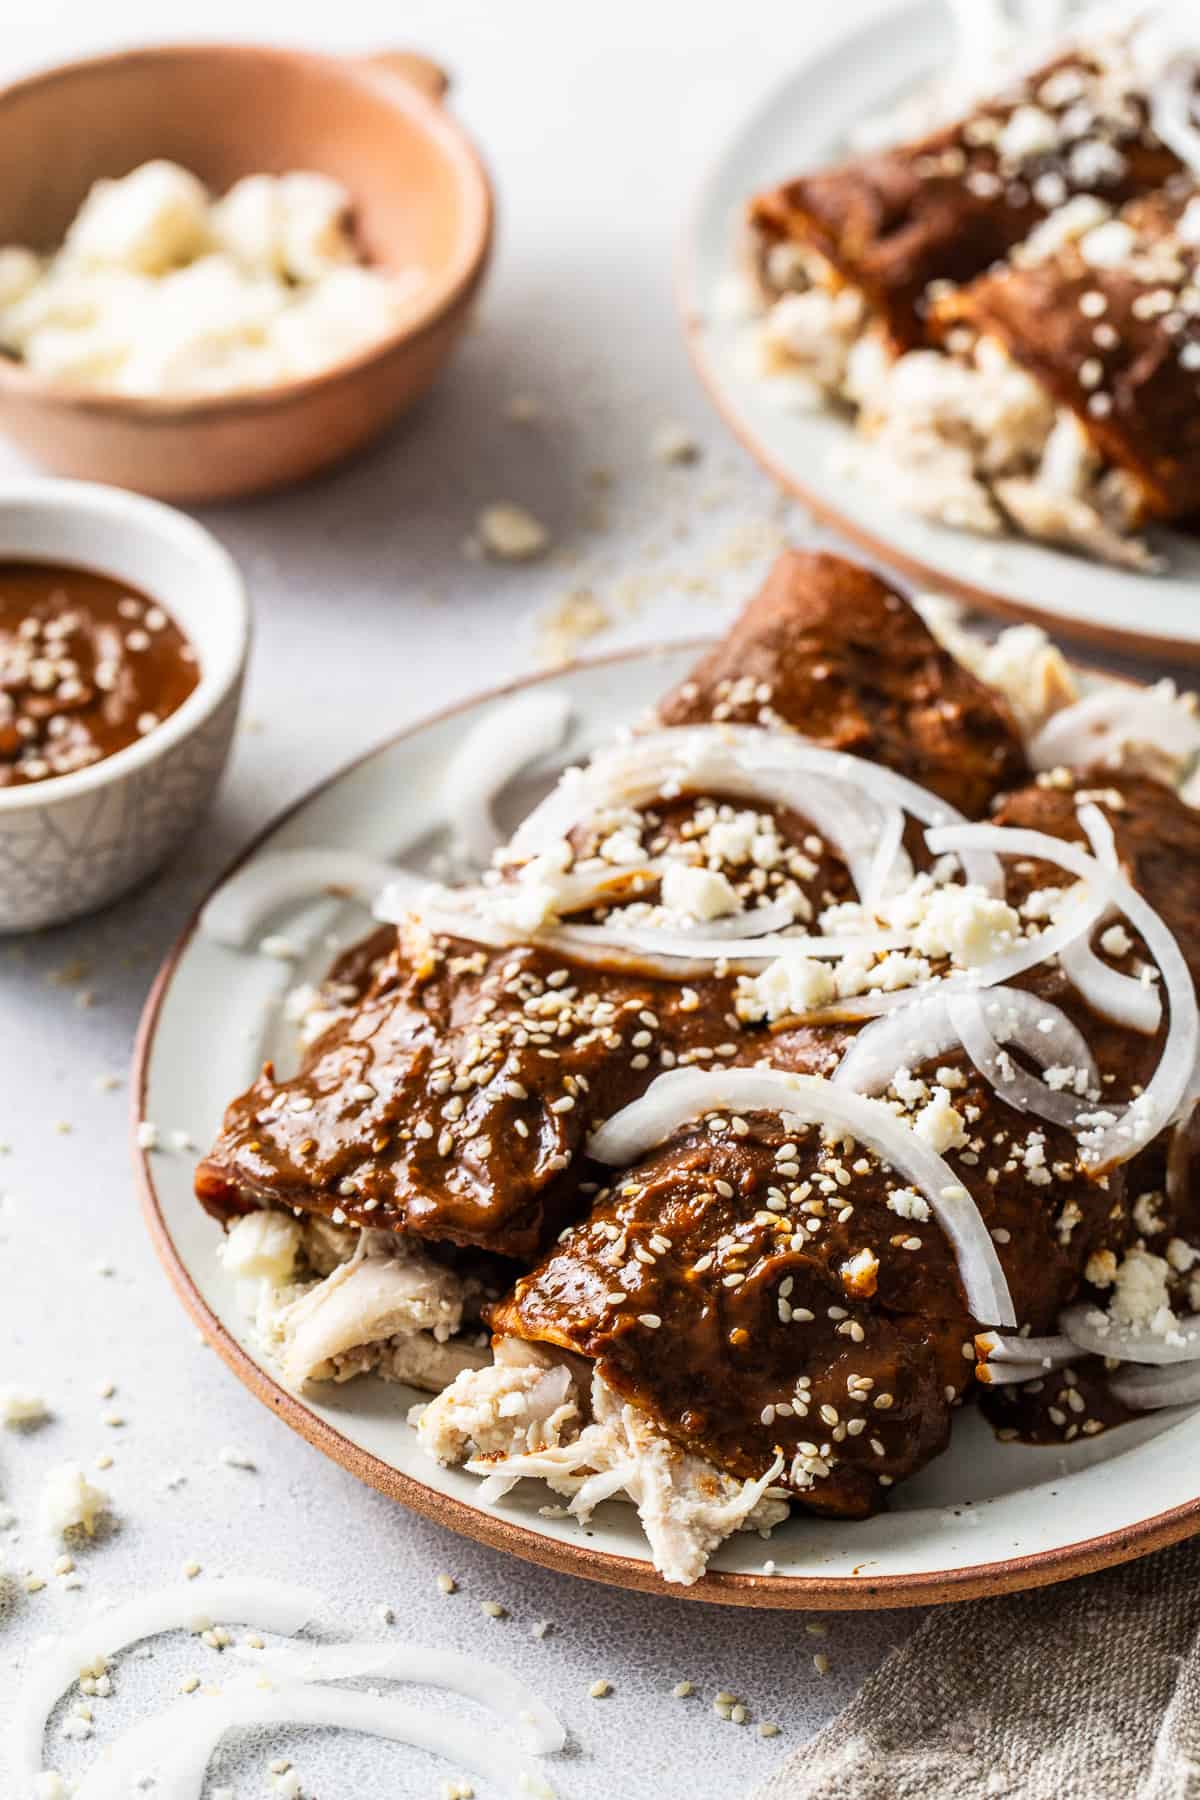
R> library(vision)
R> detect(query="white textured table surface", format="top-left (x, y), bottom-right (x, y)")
top-left (0, 2), bottom-right (1170, 1795)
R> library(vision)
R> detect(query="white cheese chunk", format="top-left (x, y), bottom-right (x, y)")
top-left (904, 885), bottom-right (1021, 968)
top-left (998, 105), bottom-right (1060, 160)
top-left (0, 245), bottom-right (41, 309)
top-left (734, 951), bottom-right (836, 1023)
top-left (911, 1087), bottom-right (969, 1154)
top-left (475, 503), bottom-right (551, 562)
top-left (41, 1463), bottom-right (112, 1538)
top-left (0, 160), bottom-right (424, 399)
top-left (278, 171), bottom-right (357, 281)
top-left (660, 861), bottom-right (740, 922)
top-left (64, 159), bottom-right (211, 274)
top-left (887, 1187), bottom-right (932, 1222)
top-left (219, 1210), bottom-right (303, 1284)
top-left (1111, 1248), bottom-right (1173, 1332)
top-left (1, 1387), bottom-right (48, 1426)
top-left (1079, 220), bottom-right (1137, 268)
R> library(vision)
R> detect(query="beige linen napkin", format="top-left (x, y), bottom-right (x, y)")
top-left (754, 1540), bottom-right (1200, 1799)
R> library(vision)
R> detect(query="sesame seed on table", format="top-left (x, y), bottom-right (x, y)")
top-left (2, 3), bottom-right (1197, 1797)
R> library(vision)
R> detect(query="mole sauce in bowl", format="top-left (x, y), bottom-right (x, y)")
top-left (0, 478), bottom-right (248, 932)
top-left (0, 563), bottom-right (199, 789)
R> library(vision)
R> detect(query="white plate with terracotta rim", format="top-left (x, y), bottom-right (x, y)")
top-left (134, 643), bottom-right (1200, 1610)
top-left (679, 0), bottom-right (1200, 666)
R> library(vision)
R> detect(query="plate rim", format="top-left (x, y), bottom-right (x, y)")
top-left (675, 1), bottom-right (1200, 667)
top-left (133, 643), bottom-right (1200, 1609)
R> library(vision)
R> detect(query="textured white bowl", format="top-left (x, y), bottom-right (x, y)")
top-left (0, 480), bottom-right (249, 931)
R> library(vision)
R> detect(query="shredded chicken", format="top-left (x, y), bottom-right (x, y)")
top-left (853, 337), bottom-right (1156, 569)
top-left (914, 594), bottom-right (1080, 738)
top-left (223, 1214), bottom-right (488, 1392)
top-left (743, 283), bottom-right (870, 409)
top-left (745, 249), bottom-right (1157, 567)
top-left (414, 1339), bottom-right (788, 1586)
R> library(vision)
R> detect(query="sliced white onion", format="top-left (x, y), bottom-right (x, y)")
top-left (955, 888), bottom-right (1107, 990)
top-left (832, 992), bottom-right (965, 1089)
top-left (73, 1681), bottom-right (556, 1800)
top-left (863, 803), bottom-right (910, 906)
top-left (835, 984), bottom-right (1098, 1135)
top-left (388, 887), bottom-right (908, 980)
top-left (201, 851), bottom-right (418, 950)
top-left (947, 992), bottom-right (1097, 1131)
top-left (976, 1330), bottom-right (1077, 1367)
top-left (1061, 1301), bottom-right (1200, 1366)
top-left (928, 816), bottom-right (1199, 1170)
top-left (1056, 803), bottom-right (1162, 1034)
top-left (727, 727), bottom-right (999, 873)
top-left (441, 690), bottom-right (572, 868)
top-left (543, 921), bottom-right (910, 969)
top-left (1059, 935), bottom-right (1163, 1036)
top-left (1109, 1359), bottom-right (1200, 1412)
top-left (587, 1067), bottom-right (1015, 1325)
top-left (233, 1642), bottom-right (564, 1753)
top-left (506, 864), bottom-right (800, 938)
top-left (673, 897), bottom-right (801, 939)
top-left (527, 857), bottom-right (666, 914)
top-left (974, 1359), bottom-right (1048, 1387)
top-left (508, 726), bottom-right (1001, 901)
top-left (15, 1578), bottom-right (323, 1786)
top-left (1167, 1112), bottom-right (1196, 1208)
top-left (1028, 682), bottom-right (1200, 776)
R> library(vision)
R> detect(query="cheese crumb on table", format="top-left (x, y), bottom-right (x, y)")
top-left (41, 1463), bottom-right (112, 1538)
top-left (1, 1387), bottom-right (48, 1426)
top-left (536, 588), bottom-right (613, 665)
top-left (476, 503), bottom-right (551, 562)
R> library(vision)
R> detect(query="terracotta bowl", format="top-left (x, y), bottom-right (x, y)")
top-left (0, 44), bottom-right (493, 502)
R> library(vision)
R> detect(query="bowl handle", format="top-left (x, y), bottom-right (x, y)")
top-left (357, 51), bottom-right (450, 102)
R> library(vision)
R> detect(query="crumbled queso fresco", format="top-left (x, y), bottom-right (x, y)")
top-left (0, 159), bottom-right (424, 396)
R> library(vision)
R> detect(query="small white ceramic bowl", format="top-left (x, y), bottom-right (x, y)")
top-left (0, 479), bottom-right (249, 931)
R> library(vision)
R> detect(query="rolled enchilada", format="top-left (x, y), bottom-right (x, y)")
top-left (747, 23), bottom-right (1179, 358)
top-left (195, 551), bottom-right (1027, 1260)
top-left (417, 772), bottom-right (1200, 1560)
top-left (929, 181), bottom-right (1200, 536)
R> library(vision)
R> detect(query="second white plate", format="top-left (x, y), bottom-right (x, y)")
top-left (680, 0), bottom-right (1200, 663)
